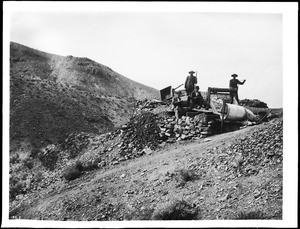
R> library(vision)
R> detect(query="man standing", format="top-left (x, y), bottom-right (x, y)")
top-left (185, 71), bottom-right (197, 96)
top-left (229, 73), bottom-right (246, 104)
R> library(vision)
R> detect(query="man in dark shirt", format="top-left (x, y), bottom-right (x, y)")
top-left (185, 71), bottom-right (197, 96)
top-left (229, 73), bottom-right (246, 104)
top-left (190, 86), bottom-right (205, 108)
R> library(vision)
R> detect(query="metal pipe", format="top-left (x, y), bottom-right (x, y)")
top-left (174, 84), bottom-right (184, 90)
top-left (220, 99), bottom-right (226, 133)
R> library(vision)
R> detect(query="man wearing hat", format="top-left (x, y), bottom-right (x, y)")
top-left (229, 73), bottom-right (246, 104)
top-left (185, 70), bottom-right (198, 96)
top-left (189, 85), bottom-right (205, 108)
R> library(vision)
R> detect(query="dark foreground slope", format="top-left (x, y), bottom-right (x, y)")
top-left (9, 117), bottom-right (282, 221)
top-left (10, 42), bottom-right (159, 149)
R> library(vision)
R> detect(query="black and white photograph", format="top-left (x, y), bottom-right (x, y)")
top-left (2, 1), bottom-right (298, 228)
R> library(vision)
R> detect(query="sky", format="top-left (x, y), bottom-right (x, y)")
top-left (7, 4), bottom-right (285, 108)
top-left (2, 2), bottom-right (298, 228)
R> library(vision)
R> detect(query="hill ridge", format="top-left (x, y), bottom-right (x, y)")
top-left (11, 41), bottom-right (159, 100)
top-left (10, 41), bottom-right (159, 149)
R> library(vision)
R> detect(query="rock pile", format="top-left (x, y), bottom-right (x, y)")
top-left (239, 99), bottom-right (268, 108)
top-left (109, 101), bottom-right (225, 161)
top-left (37, 144), bottom-right (60, 171)
top-left (69, 100), bottom-right (279, 168)
top-left (134, 99), bottom-right (171, 115)
top-left (233, 118), bottom-right (283, 176)
top-left (95, 108), bottom-right (222, 163)
top-left (210, 118), bottom-right (283, 178)
top-left (116, 112), bottom-right (161, 159)
top-left (61, 132), bottom-right (92, 158)
top-left (157, 113), bottom-right (220, 143)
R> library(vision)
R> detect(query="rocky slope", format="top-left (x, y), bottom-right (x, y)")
top-left (8, 42), bottom-right (283, 222)
top-left (10, 42), bottom-right (159, 149)
top-left (9, 116), bottom-right (282, 221)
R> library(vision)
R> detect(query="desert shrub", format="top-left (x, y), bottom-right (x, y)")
top-left (175, 169), bottom-right (196, 187)
top-left (75, 160), bottom-right (84, 171)
top-left (62, 133), bottom-right (90, 159)
top-left (10, 154), bottom-right (20, 164)
top-left (10, 177), bottom-right (19, 187)
top-left (38, 149), bottom-right (59, 170)
top-left (22, 157), bottom-right (34, 169)
top-left (9, 178), bottom-right (25, 201)
top-left (236, 210), bottom-right (267, 220)
top-left (179, 169), bottom-right (194, 182)
top-left (82, 158), bottom-right (102, 171)
top-left (151, 200), bottom-right (199, 220)
top-left (10, 182), bottom-right (23, 201)
top-left (63, 163), bottom-right (82, 181)
top-left (30, 148), bottom-right (41, 158)
top-left (124, 206), bottom-right (155, 220)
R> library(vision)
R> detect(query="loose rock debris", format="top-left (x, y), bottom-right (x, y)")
top-left (9, 98), bottom-right (283, 221)
top-left (42, 99), bottom-right (282, 169)
top-left (100, 99), bottom-right (262, 162)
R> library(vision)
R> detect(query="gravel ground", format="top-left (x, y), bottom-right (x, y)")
top-left (9, 118), bottom-right (283, 221)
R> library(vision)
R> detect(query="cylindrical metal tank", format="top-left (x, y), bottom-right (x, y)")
top-left (222, 103), bottom-right (247, 121)
top-left (220, 103), bottom-right (258, 121)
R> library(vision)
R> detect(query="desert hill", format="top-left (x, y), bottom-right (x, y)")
top-left (10, 42), bottom-right (159, 149)
top-left (8, 42), bottom-right (283, 223)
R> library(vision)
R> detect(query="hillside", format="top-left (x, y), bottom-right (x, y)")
top-left (9, 116), bottom-right (282, 221)
top-left (10, 42), bottom-right (159, 149)
top-left (8, 42), bottom-right (283, 223)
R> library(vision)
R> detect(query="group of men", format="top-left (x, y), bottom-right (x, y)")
top-left (184, 70), bottom-right (246, 108)
top-left (184, 70), bottom-right (206, 109)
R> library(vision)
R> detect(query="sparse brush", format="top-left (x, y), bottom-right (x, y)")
top-left (175, 169), bottom-right (195, 187)
top-left (63, 163), bottom-right (82, 181)
top-left (75, 160), bottom-right (84, 171)
top-left (179, 169), bottom-right (194, 182)
top-left (9, 181), bottom-right (25, 201)
top-left (124, 206), bottom-right (155, 220)
top-left (22, 157), bottom-right (34, 169)
top-left (81, 160), bottom-right (100, 171)
top-left (38, 150), bottom-right (59, 171)
top-left (10, 154), bottom-right (20, 164)
top-left (30, 148), bottom-right (41, 158)
top-left (151, 200), bottom-right (199, 220)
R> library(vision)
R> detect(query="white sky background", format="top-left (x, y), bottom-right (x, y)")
top-left (9, 8), bottom-right (283, 107)
top-left (3, 2), bottom-right (298, 228)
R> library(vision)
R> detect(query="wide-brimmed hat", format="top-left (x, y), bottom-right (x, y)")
top-left (231, 73), bottom-right (238, 77)
top-left (189, 71), bottom-right (195, 74)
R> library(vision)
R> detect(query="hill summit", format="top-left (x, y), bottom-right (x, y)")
top-left (10, 42), bottom-right (159, 149)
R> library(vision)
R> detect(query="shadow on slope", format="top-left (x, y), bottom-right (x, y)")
top-left (10, 42), bottom-right (159, 149)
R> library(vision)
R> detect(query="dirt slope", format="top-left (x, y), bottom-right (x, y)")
top-left (10, 42), bottom-right (159, 149)
top-left (9, 117), bottom-right (282, 221)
